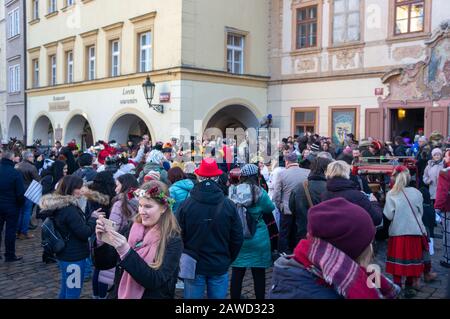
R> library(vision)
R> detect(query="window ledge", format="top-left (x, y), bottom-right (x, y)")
top-left (45, 11), bottom-right (59, 19)
top-left (290, 47), bottom-right (323, 56)
top-left (82, 0), bottom-right (94, 4)
top-left (7, 34), bottom-right (20, 41)
top-left (8, 92), bottom-right (21, 96)
top-left (327, 42), bottom-right (365, 52)
top-left (29, 18), bottom-right (40, 26)
top-left (386, 32), bottom-right (431, 44)
top-left (61, 5), bottom-right (74, 12)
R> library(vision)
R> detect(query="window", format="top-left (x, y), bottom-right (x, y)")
top-left (33, 59), bottom-right (39, 88)
top-left (227, 34), bottom-right (245, 74)
top-left (111, 40), bottom-right (120, 77)
top-left (88, 46), bottom-right (96, 80)
top-left (292, 109), bottom-right (317, 136)
top-left (394, 0), bottom-right (424, 34)
top-left (50, 55), bottom-right (57, 85)
top-left (49, 0), bottom-right (57, 13)
top-left (139, 32), bottom-right (152, 72)
top-left (67, 51), bottom-right (74, 83)
top-left (332, 0), bottom-right (361, 44)
top-left (8, 65), bottom-right (21, 93)
top-left (296, 6), bottom-right (318, 49)
top-left (33, 0), bottom-right (39, 20)
top-left (67, 0), bottom-right (74, 6)
top-left (8, 8), bottom-right (20, 38)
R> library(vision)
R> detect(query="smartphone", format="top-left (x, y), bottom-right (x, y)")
top-left (100, 219), bottom-right (119, 246)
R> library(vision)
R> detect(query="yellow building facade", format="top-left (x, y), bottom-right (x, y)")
top-left (26, 0), bottom-right (269, 147)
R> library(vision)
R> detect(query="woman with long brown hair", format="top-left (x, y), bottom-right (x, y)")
top-left (95, 180), bottom-right (182, 299)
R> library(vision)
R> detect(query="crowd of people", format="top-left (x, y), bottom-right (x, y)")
top-left (0, 128), bottom-right (449, 299)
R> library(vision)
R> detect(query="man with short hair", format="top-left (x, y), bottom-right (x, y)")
top-left (273, 152), bottom-right (310, 254)
top-left (0, 150), bottom-right (25, 261)
top-left (16, 151), bottom-right (41, 239)
top-left (177, 158), bottom-right (243, 299)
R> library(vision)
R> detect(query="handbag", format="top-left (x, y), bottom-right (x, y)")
top-left (25, 179), bottom-right (43, 204)
top-left (402, 190), bottom-right (429, 251)
top-left (303, 180), bottom-right (314, 208)
top-left (178, 200), bottom-right (224, 280)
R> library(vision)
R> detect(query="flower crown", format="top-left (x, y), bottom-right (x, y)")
top-left (130, 186), bottom-right (176, 209)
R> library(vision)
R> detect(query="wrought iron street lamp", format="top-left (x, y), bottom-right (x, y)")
top-left (142, 75), bottom-right (164, 114)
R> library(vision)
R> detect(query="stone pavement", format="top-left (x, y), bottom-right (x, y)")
top-left (0, 221), bottom-right (449, 299)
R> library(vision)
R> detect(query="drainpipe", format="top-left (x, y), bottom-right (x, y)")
top-left (22, 0), bottom-right (27, 145)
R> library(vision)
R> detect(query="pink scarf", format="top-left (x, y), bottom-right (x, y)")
top-left (118, 223), bottom-right (161, 299)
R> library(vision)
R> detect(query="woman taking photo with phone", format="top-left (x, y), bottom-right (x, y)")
top-left (95, 180), bottom-right (183, 299)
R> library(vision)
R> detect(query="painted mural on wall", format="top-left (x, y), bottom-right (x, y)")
top-left (382, 20), bottom-right (450, 102)
top-left (331, 109), bottom-right (356, 146)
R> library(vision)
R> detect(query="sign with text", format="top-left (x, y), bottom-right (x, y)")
top-left (160, 92), bottom-right (171, 103)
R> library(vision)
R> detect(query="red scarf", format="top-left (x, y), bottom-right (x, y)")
top-left (294, 238), bottom-right (400, 299)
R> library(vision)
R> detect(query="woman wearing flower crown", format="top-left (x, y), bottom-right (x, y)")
top-left (95, 180), bottom-right (182, 299)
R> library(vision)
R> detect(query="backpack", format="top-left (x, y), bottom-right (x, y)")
top-left (236, 204), bottom-right (258, 239)
top-left (41, 217), bottom-right (68, 255)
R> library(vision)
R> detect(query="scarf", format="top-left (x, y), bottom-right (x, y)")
top-left (294, 238), bottom-right (400, 299)
top-left (118, 223), bottom-right (161, 299)
top-left (429, 159), bottom-right (443, 167)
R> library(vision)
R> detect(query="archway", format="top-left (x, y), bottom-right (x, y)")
top-left (108, 114), bottom-right (151, 145)
top-left (204, 104), bottom-right (260, 137)
top-left (33, 115), bottom-right (54, 146)
top-left (65, 115), bottom-right (93, 150)
top-left (8, 116), bottom-right (24, 141)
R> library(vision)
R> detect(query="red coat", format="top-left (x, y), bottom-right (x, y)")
top-left (435, 168), bottom-right (450, 212)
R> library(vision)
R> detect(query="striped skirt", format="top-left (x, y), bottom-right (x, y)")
top-left (386, 235), bottom-right (425, 277)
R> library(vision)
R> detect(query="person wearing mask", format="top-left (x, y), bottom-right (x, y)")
top-left (273, 152), bottom-right (310, 254)
top-left (322, 161), bottom-right (382, 227)
top-left (384, 166), bottom-right (430, 298)
top-left (229, 164), bottom-right (275, 299)
top-left (39, 176), bottom-right (98, 299)
top-left (269, 198), bottom-right (400, 299)
top-left (423, 148), bottom-right (445, 203)
top-left (16, 151), bottom-right (41, 240)
top-left (289, 157), bottom-right (332, 241)
top-left (0, 150), bottom-right (25, 262)
top-left (177, 158), bottom-right (243, 299)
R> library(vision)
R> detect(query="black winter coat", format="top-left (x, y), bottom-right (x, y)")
top-left (289, 175), bottom-right (327, 239)
top-left (84, 190), bottom-right (111, 220)
top-left (0, 159), bottom-right (25, 212)
top-left (176, 180), bottom-right (244, 276)
top-left (40, 194), bottom-right (96, 262)
top-left (322, 177), bottom-right (383, 226)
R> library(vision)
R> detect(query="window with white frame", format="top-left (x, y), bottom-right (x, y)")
top-left (67, 51), bottom-right (74, 83)
top-left (227, 34), bottom-right (244, 74)
top-left (50, 55), bottom-right (57, 85)
top-left (33, 59), bottom-right (39, 88)
top-left (7, 8), bottom-right (20, 38)
top-left (111, 40), bottom-right (120, 77)
top-left (88, 46), bottom-right (96, 80)
top-left (49, 0), bottom-right (57, 13)
top-left (139, 32), bottom-right (152, 72)
top-left (33, 0), bottom-right (40, 20)
top-left (67, 0), bottom-right (74, 6)
top-left (8, 65), bottom-right (21, 93)
top-left (333, 0), bottom-right (361, 44)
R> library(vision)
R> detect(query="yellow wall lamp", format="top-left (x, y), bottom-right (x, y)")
top-left (398, 108), bottom-right (406, 119)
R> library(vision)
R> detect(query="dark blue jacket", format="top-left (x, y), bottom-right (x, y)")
top-left (269, 256), bottom-right (342, 299)
top-left (0, 158), bottom-right (25, 212)
top-left (176, 180), bottom-right (244, 276)
top-left (322, 177), bottom-right (383, 227)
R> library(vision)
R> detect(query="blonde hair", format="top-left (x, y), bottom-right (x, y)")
top-left (390, 169), bottom-right (410, 195)
top-left (135, 181), bottom-right (181, 270)
top-left (325, 160), bottom-right (351, 180)
top-left (356, 244), bottom-right (374, 268)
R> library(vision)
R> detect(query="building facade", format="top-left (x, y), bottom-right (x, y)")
top-left (0, 0), bottom-right (6, 142)
top-left (5, 0), bottom-right (25, 143)
top-left (269, 0), bottom-right (450, 144)
top-left (26, 0), bottom-right (269, 149)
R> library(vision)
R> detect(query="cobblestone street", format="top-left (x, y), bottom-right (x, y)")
top-left (1, 221), bottom-right (448, 299)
